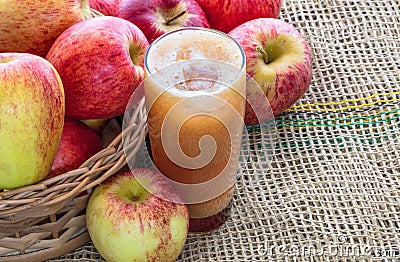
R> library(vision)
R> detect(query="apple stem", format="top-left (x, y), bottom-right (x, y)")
top-left (255, 46), bottom-right (269, 64)
top-left (132, 195), bottom-right (140, 202)
top-left (165, 10), bottom-right (187, 25)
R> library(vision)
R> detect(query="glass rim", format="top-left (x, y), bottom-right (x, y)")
top-left (144, 27), bottom-right (246, 75)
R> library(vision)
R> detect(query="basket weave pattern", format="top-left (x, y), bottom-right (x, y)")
top-left (0, 99), bottom-right (147, 262)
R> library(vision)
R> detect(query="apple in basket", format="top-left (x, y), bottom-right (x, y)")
top-left (111, 0), bottom-right (210, 43)
top-left (0, 0), bottom-right (92, 57)
top-left (44, 117), bottom-right (104, 180)
top-left (86, 169), bottom-right (189, 262)
top-left (195, 0), bottom-right (282, 33)
top-left (46, 16), bottom-right (149, 120)
top-left (228, 18), bottom-right (313, 125)
top-left (0, 53), bottom-right (65, 190)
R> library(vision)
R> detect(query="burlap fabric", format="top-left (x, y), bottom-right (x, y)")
top-left (51, 0), bottom-right (400, 261)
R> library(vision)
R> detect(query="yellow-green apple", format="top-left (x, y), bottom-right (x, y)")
top-left (46, 16), bottom-right (149, 120)
top-left (0, 0), bottom-right (92, 57)
top-left (196, 0), bottom-right (282, 33)
top-left (0, 53), bottom-right (65, 189)
top-left (45, 117), bottom-right (103, 180)
top-left (89, 0), bottom-right (121, 16)
top-left (81, 118), bottom-right (112, 136)
top-left (115, 0), bottom-right (210, 43)
top-left (86, 169), bottom-right (189, 262)
top-left (229, 18), bottom-right (313, 125)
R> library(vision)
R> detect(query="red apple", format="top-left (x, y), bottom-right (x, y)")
top-left (196, 0), bottom-right (282, 33)
top-left (115, 0), bottom-right (210, 43)
top-left (0, 53), bottom-right (65, 189)
top-left (229, 18), bottom-right (313, 125)
top-left (0, 0), bottom-right (92, 57)
top-left (46, 16), bottom-right (149, 120)
top-left (86, 169), bottom-right (189, 261)
top-left (89, 0), bottom-right (121, 16)
top-left (45, 117), bottom-right (103, 180)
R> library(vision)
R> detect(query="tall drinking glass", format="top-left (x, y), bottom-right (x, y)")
top-left (144, 27), bottom-right (246, 232)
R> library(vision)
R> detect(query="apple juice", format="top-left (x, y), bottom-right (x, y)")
top-left (144, 28), bottom-right (245, 232)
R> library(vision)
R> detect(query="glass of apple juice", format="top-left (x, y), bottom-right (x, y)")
top-left (143, 27), bottom-right (246, 233)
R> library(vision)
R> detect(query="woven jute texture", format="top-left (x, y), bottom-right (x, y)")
top-left (51, 0), bottom-right (400, 261)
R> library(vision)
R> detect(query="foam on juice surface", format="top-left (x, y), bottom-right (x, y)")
top-left (146, 29), bottom-right (244, 93)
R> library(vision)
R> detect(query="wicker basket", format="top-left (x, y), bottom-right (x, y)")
top-left (0, 98), bottom-right (147, 262)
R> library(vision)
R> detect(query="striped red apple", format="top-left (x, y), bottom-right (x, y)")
top-left (196, 0), bottom-right (282, 33)
top-left (0, 53), bottom-right (65, 189)
top-left (45, 117), bottom-right (103, 180)
top-left (46, 16), bottom-right (149, 120)
top-left (0, 0), bottom-right (92, 57)
top-left (88, 0), bottom-right (210, 44)
top-left (229, 18), bottom-right (313, 125)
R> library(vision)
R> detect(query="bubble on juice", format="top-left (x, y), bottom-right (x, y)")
top-left (179, 62), bottom-right (219, 91)
top-left (176, 44), bottom-right (207, 61)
